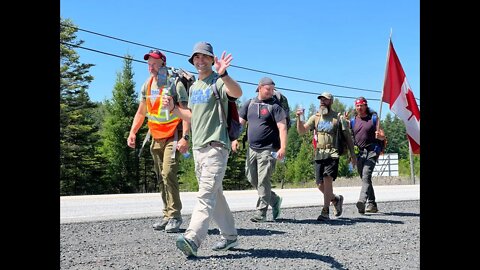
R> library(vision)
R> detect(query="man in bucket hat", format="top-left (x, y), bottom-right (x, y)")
top-left (164, 41), bottom-right (242, 257)
top-left (296, 91), bottom-right (356, 221)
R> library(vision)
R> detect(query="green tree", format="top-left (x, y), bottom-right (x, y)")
top-left (100, 55), bottom-right (140, 193)
top-left (60, 18), bottom-right (106, 195)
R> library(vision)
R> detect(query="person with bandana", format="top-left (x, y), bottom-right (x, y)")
top-left (348, 97), bottom-right (386, 214)
top-left (296, 92), bottom-right (356, 221)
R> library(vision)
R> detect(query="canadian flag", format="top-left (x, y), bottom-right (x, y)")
top-left (382, 40), bottom-right (420, 154)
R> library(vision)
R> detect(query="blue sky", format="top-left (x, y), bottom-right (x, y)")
top-left (60, 0), bottom-right (419, 119)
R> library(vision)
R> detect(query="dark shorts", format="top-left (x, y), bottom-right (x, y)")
top-left (314, 158), bottom-right (339, 184)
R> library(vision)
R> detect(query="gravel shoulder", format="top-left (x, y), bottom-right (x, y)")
top-left (60, 199), bottom-right (420, 269)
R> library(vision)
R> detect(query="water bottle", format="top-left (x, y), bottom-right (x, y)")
top-left (183, 151), bottom-right (191, 159)
top-left (298, 104), bottom-right (305, 122)
top-left (271, 151), bottom-right (285, 162)
top-left (163, 88), bottom-right (170, 121)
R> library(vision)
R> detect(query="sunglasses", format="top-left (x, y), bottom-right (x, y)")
top-left (149, 49), bottom-right (162, 54)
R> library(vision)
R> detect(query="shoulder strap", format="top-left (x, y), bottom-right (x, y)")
top-left (372, 113), bottom-right (377, 129)
top-left (211, 75), bottom-right (227, 125)
top-left (350, 116), bottom-right (355, 130)
top-left (314, 113), bottom-right (320, 130)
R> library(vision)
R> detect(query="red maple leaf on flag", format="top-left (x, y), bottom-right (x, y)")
top-left (382, 40), bottom-right (420, 155)
top-left (405, 89), bottom-right (420, 121)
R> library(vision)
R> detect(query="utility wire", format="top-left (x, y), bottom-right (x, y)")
top-left (61, 23), bottom-right (419, 103)
top-left (62, 41), bottom-right (378, 101)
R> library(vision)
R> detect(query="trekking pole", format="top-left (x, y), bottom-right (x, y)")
top-left (138, 130), bottom-right (151, 158)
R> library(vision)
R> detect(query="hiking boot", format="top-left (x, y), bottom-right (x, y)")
top-left (366, 202), bottom-right (378, 213)
top-left (356, 201), bottom-right (366, 214)
top-left (212, 238), bottom-right (238, 251)
top-left (272, 196), bottom-right (283, 220)
top-left (152, 218), bottom-right (169, 231)
top-left (165, 218), bottom-right (182, 233)
top-left (250, 213), bottom-right (266, 223)
top-left (176, 235), bottom-right (197, 257)
top-left (332, 195), bottom-right (344, 217)
top-left (317, 207), bottom-right (330, 221)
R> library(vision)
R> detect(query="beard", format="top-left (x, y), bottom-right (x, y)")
top-left (319, 105), bottom-right (329, 115)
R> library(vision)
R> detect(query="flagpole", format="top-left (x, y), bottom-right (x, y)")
top-left (378, 29), bottom-right (393, 130)
top-left (408, 141), bottom-right (415, 184)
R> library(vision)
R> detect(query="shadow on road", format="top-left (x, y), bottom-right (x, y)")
top-left (207, 227), bottom-right (286, 236)
top-left (186, 248), bottom-right (348, 270)
top-left (276, 216), bottom-right (405, 226)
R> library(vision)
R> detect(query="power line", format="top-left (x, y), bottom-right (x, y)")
top-left (60, 23), bottom-right (419, 103)
top-left (62, 41), bottom-right (377, 101)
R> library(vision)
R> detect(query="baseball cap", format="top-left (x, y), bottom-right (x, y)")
top-left (355, 97), bottom-right (368, 105)
top-left (317, 92), bottom-right (333, 100)
top-left (256, 77), bottom-right (275, 92)
top-left (143, 49), bottom-right (166, 62)
top-left (188, 42), bottom-right (214, 65)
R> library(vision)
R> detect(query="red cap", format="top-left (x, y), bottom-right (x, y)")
top-left (144, 49), bottom-right (166, 62)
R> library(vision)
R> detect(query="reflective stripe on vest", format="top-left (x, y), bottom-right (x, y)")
top-left (145, 76), bottom-right (181, 139)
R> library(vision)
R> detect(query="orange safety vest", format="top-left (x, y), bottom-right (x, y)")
top-left (145, 77), bottom-right (181, 139)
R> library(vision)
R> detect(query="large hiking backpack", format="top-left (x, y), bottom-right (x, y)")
top-left (138, 68), bottom-right (195, 157)
top-left (272, 90), bottom-right (291, 130)
top-left (350, 113), bottom-right (386, 155)
top-left (246, 90), bottom-right (291, 130)
top-left (211, 75), bottom-right (242, 141)
top-left (312, 112), bottom-right (349, 156)
top-left (171, 67), bottom-right (196, 98)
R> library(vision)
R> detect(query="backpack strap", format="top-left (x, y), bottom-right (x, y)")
top-left (210, 75), bottom-right (227, 125)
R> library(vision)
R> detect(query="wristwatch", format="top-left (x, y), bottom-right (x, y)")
top-left (183, 134), bottom-right (190, 141)
top-left (219, 70), bottom-right (228, 78)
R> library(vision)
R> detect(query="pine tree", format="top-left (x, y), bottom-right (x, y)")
top-left (100, 55), bottom-right (140, 193)
top-left (60, 18), bottom-right (105, 195)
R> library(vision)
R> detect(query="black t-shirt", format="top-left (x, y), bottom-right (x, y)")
top-left (239, 97), bottom-right (287, 150)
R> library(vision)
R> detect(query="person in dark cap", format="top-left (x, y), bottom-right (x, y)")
top-left (234, 76), bottom-right (287, 223)
top-left (348, 97), bottom-right (386, 214)
top-left (164, 41), bottom-right (242, 257)
top-left (127, 49), bottom-right (190, 233)
top-left (296, 92), bottom-right (356, 221)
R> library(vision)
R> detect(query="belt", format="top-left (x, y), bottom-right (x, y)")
top-left (208, 141), bottom-right (225, 148)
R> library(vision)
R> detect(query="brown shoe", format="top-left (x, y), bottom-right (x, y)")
top-left (317, 207), bottom-right (330, 221)
top-left (365, 203), bottom-right (378, 213)
top-left (356, 201), bottom-right (366, 214)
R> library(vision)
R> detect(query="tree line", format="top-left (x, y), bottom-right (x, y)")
top-left (60, 18), bottom-right (419, 196)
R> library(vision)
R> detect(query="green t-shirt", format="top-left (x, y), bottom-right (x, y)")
top-left (188, 72), bottom-right (231, 150)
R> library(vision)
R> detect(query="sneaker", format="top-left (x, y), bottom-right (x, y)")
top-left (176, 235), bottom-right (197, 257)
top-left (212, 238), bottom-right (238, 251)
top-left (152, 218), bottom-right (169, 231)
top-left (332, 195), bottom-right (344, 217)
top-left (165, 218), bottom-right (182, 233)
top-left (366, 202), bottom-right (378, 213)
top-left (317, 207), bottom-right (330, 221)
top-left (356, 201), bottom-right (366, 214)
top-left (272, 196), bottom-right (283, 220)
top-left (250, 213), bottom-right (266, 223)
